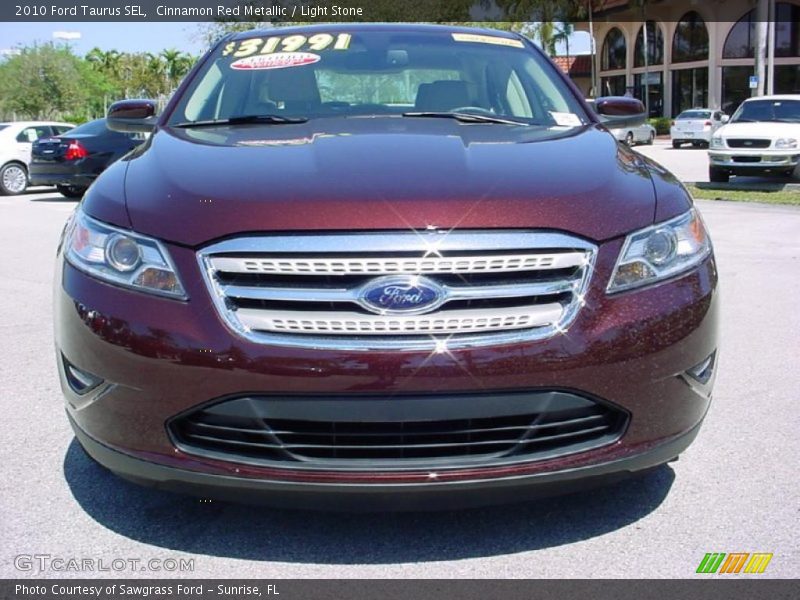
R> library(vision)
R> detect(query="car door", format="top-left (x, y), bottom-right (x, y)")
top-left (15, 125), bottom-right (52, 167)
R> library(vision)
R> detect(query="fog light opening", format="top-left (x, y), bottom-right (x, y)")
top-left (686, 351), bottom-right (716, 384)
top-left (62, 355), bottom-right (103, 394)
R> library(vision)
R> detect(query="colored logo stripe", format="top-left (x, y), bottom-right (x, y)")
top-left (744, 553), bottom-right (773, 574)
top-left (719, 553), bottom-right (749, 573)
top-left (696, 553), bottom-right (773, 574)
top-left (697, 553), bottom-right (726, 573)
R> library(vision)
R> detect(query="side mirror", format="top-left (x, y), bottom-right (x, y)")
top-left (721, 114), bottom-right (730, 123)
top-left (107, 99), bottom-right (158, 133)
top-left (591, 96), bottom-right (647, 128)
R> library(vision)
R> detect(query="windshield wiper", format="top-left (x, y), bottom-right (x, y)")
top-left (402, 111), bottom-right (531, 126)
top-left (173, 114), bottom-right (308, 128)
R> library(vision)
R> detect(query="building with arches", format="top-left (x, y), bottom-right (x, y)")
top-left (587, 0), bottom-right (800, 117)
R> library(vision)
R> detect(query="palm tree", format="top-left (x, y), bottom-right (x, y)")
top-left (554, 22), bottom-right (574, 62)
top-left (533, 21), bottom-right (558, 56)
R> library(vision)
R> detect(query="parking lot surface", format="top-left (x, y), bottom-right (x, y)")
top-left (1, 189), bottom-right (798, 578)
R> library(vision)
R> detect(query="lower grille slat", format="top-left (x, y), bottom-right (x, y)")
top-left (170, 393), bottom-right (628, 468)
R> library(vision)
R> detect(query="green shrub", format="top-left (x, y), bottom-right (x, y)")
top-left (648, 117), bottom-right (672, 135)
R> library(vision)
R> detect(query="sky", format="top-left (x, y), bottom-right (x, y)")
top-left (0, 22), bottom-right (591, 57)
top-left (0, 22), bottom-right (209, 56)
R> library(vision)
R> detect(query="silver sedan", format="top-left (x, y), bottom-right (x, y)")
top-left (609, 122), bottom-right (656, 146)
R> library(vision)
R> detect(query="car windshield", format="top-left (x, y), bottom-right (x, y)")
top-left (677, 110), bottom-right (711, 119)
top-left (168, 28), bottom-right (589, 128)
top-left (731, 99), bottom-right (800, 123)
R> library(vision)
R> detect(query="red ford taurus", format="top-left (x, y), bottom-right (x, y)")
top-left (55, 24), bottom-right (718, 510)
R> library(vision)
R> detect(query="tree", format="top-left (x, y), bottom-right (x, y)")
top-left (0, 43), bottom-right (109, 120)
top-left (160, 49), bottom-right (194, 91)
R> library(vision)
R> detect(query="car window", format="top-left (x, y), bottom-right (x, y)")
top-left (170, 29), bottom-right (589, 128)
top-left (16, 126), bottom-right (50, 143)
top-left (677, 110), bottom-right (711, 120)
top-left (66, 119), bottom-right (108, 136)
top-left (52, 125), bottom-right (74, 135)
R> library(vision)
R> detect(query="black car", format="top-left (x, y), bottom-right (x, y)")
top-left (30, 118), bottom-right (145, 197)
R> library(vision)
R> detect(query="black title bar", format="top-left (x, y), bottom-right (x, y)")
top-left (2, 0), bottom-right (797, 23)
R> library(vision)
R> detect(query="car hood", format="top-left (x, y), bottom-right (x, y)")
top-left (120, 119), bottom-right (657, 246)
top-left (717, 121), bottom-right (800, 137)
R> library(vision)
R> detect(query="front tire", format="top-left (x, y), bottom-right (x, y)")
top-left (625, 132), bottom-right (634, 146)
top-left (646, 131), bottom-right (655, 145)
top-left (0, 162), bottom-right (28, 195)
top-left (709, 167), bottom-right (730, 183)
top-left (56, 184), bottom-right (86, 198)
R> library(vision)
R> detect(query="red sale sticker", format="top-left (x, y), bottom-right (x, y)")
top-left (230, 52), bottom-right (321, 71)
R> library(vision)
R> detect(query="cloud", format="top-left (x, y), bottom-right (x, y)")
top-left (52, 31), bottom-right (82, 41)
top-left (1, 48), bottom-right (21, 56)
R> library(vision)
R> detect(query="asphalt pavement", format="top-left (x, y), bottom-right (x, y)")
top-left (0, 188), bottom-right (798, 579)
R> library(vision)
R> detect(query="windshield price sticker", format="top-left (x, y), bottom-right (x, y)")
top-left (222, 33), bottom-right (352, 58)
top-left (451, 33), bottom-right (525, 48)
top-left (550, 112), bottom-right (582, 127)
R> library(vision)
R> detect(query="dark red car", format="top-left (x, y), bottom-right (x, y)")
top-left (55, 24), bottom-right (718, 510)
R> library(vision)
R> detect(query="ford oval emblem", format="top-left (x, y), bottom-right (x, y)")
top-left (359, 275), bottom-right (446, 315)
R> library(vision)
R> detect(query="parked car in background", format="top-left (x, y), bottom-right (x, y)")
top-left (30, 118), bottom-right (145, 198)
top-left (609, 121), bottom-right (656, 146)
top-left (670, 109), bottom-right (728, 148)
top-left (708, 95), bottom-right (800, 182)
top-left (0, 121), bottom-right (74, 195)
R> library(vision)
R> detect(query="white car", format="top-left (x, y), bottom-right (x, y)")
top-left (708, 95), bottom-right (800, 182)
top-left (0, 120), bottom-right (75, 195)
top-left (609, 121), bottom-right (656, 146)
top-left (670, 109), bottom-right (728, 148)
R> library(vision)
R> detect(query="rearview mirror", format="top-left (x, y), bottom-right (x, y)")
top-left (590, 96), bottom-right (647, 129)
top-left (107, 99), bottom-right (158, 133)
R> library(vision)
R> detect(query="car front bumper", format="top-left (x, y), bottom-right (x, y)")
top-left (709, 150), bottom-right (800, 172)
top-left (55, 235), bottom-right (719, 508)
top-left (70, 411), bottom-right (705, 510)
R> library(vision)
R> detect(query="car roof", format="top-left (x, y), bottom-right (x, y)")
top-left (0, 120), bottom-right (75, 129)
top-left (742, 94), bottom-right (800, 102)
top-left (230, 22), bottom-right (523, 42)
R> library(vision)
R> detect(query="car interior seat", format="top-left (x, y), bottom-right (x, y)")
top-left (414, 80), bottom-right (470, 112)
top-left (264, 68), bottom-right (322, 114)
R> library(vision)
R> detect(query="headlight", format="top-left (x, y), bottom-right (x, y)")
top-left (710, 136), bottom-right (724, 148)
top-left (607, 208), bottom-right (711, 293)
top-left (775, 138), bottom-right (797, 149)
top-left (64, 207), bottom-right (187, 299)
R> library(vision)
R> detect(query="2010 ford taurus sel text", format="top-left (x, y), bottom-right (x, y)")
top-left (55, 24), bottom-right (718, 510)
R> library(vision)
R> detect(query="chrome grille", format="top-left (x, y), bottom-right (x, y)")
top-left (198, 231), bottom-right (596, 351)
top-left (726, 138), bottom-right (771, 149)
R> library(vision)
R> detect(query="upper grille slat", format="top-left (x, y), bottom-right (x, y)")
top-left (198, 231), bottom-right (596, 350)
top-left (209, 251), bottom-right (587, 275)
